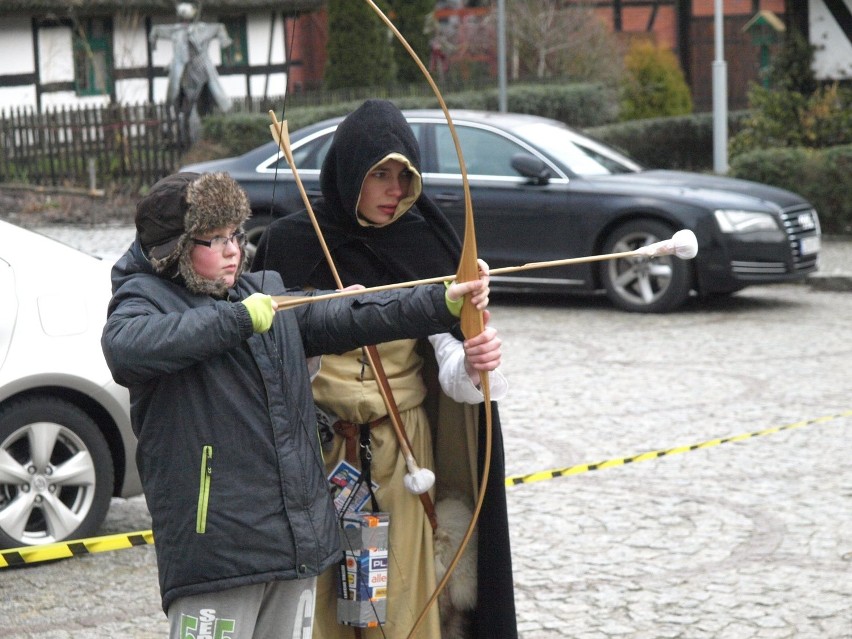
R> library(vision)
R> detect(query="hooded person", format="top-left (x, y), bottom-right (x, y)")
top-left (100, 170), bottom-right (494, 639)
top-left (253, 100), bottom-right (519, 639)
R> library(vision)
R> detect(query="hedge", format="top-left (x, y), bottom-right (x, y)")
top-left (729, 144), bottom-right (852, 235)
top-left (200, 82), bottom-right (619, 157)
top-left (589, 116), bottom-right (851, 233)
top-left (585, 111), bottom-right (751, 172)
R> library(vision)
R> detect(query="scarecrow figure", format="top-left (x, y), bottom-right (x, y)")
top-left (150, 1), bottom-right (232, 145)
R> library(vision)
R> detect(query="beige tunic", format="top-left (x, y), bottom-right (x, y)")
top-left (312, 339), bottom-right (442, 639)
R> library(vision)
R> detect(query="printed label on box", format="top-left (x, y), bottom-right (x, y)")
top-left (327, 460), bottom-right (379, 516)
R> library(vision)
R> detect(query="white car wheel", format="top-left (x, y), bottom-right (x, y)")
top-left (0, 397), bottom-right (114, 549)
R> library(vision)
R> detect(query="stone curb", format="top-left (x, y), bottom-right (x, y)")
top-left (807, 274), bottom-right (852, 292)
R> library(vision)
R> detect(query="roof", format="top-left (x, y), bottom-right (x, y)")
top-left (742, 9), bottom-right (786, 34)
top-left (0, 0), bottom-right (322, 15)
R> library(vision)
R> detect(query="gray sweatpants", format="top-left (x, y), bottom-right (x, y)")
top-left (167, 577), bottom-right (317, 639)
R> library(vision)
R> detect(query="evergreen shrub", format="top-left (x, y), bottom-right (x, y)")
top-left (619, 39), bottom-right (692, 120)
top-left (729, 145), bottom-right (852, 235)
top-left (586, 111), bottom-right (750, 171)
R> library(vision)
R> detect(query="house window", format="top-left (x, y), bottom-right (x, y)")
top-left (219, 16), bottom-right (248, 66)
top-left (73, 18), bottom-right (113, 96)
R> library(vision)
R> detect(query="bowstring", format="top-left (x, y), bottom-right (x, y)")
top-left (264, 11), bottom-right (390, 637)
top-left (259, 8), bottom-right (299, 291)
top-left (358, 5), bottom-right (492, 638)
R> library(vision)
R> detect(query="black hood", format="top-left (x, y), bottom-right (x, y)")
top-left (253, 100), bottom-right (462, 291)
top-left (320, 99), bottom-right (423, 223)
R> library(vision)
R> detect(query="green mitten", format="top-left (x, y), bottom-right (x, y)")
top-left (444, 281), bottom-right (464, 317)
top-left (242, 293), bottom-right (275, 333)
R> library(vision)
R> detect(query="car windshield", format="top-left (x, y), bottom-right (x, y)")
top-left (514, 122), bottom-right (641, 176)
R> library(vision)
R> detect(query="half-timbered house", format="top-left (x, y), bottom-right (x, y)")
top-left (0, 0), bottom-right (322, 111)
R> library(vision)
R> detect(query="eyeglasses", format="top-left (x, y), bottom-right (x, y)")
top-left (191, 231), bottom-right (247, 250)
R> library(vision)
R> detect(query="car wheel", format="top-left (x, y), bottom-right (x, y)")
top-left (0, 397), bottom-right (114, 549)
top-left (600, 219), bottom-right (693, 313)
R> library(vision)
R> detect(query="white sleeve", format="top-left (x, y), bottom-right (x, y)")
top-left (307, 356), bottom-right (322, 381)
top-left (427, 332), bottom-right (508, 403)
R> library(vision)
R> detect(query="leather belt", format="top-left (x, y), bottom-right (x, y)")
top-left (333, 418), bottom-right (384, 464)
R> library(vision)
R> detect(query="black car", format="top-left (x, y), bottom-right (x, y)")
top-left (181, 110), bottom-right (821, 312)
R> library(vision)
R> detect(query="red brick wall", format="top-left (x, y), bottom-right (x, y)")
top-left (687, 2), bottom-right (787, 111)
top-left (691, 0), bottom-right (785, 17)
top-left (288, 2), bottom-right (791, 111)
top-left (593, 4), bottom-right (678, 49)
top-left (286, 9), bottom-right (328, 93)
top-left (589, 1), bottom-right (789, 112)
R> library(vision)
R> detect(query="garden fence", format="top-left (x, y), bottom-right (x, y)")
top-left (0, 102), bottom-right (185, 191)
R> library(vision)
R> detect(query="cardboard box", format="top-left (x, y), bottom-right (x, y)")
top-left (337, 512), bottom-right (390, 627)
top-left (339, 511), bottom-right (389, 551)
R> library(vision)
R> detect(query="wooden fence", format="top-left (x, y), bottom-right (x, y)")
top-left (0, 78), bottom-right (498, 192)
top-left (0, 102), bottom-right (186, 191)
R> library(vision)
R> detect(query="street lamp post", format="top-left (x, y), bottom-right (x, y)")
top-left (712, 0), bottom-right (728, 173)
top-left (498, 0), bottom-right (507, 112)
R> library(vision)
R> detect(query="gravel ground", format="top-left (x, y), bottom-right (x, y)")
top-left (0, 187), bottom-right (135, 227)
top-left (2, 203), bottom-right (852, 639)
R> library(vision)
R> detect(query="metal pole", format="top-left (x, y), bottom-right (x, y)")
top-left (712, 0), bottom-right (728, 174)
top-left (497, 0), bottom-right (507, 112)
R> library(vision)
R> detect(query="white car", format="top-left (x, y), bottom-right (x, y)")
top-left (0, 220), bottom-right (141, 550)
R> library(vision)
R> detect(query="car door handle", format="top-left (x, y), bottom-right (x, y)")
top-left (307, 189), bottom-right (322, 197)
top-left (434, 193), bottom-right (462, 203)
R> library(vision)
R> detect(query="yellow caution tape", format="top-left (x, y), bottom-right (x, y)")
top-left (2, 412), bottom-right (849, 568)
top-left (0, 530), bottom-right (153, 568)
top-left (504, 410), bottom-right (851, 487)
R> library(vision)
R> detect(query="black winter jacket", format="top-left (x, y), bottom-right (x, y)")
top-left (101, 239), bottom-right (458, 612)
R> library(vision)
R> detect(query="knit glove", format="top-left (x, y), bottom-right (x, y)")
top-left (242, 293), bottom-right (275, 333)
top-left (444, 281), bottom-right (464, 317)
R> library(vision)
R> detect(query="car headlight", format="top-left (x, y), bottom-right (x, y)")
top-left (713, 209), bottom-right (780, 234)
top-left (798, 208), bottom-right (820, 235)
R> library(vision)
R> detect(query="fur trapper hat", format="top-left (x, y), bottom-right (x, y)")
top-left (136, 171), bottom-right (251, 295)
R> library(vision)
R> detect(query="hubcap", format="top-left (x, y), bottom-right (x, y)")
top-left (0, 422), bottom-right (96, 545)
top-left (608, 232), bottom-right (674, 306)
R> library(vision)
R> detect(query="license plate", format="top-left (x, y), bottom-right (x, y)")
top-left (800, 235), bottom-right (820, 255)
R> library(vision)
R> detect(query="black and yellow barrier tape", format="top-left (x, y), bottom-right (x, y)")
top-left (2, 411), bottom-right (848, 567)
top-left (0, 530), bottom-right (153, 568)
top-left (504, 410), bottom-right (851, 487)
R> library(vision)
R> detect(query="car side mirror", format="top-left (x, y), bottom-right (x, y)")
top-left (511, 153), bottom-right (550, 185)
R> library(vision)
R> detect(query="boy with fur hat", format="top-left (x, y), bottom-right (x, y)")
top-left (100, 171), bottom-right (492, 639)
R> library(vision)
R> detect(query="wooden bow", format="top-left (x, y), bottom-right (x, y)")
top-left (361, 2), bottom-right (493, 638)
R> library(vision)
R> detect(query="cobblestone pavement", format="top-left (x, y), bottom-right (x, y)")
top-left (2, 226), bottom-right (851, 639)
